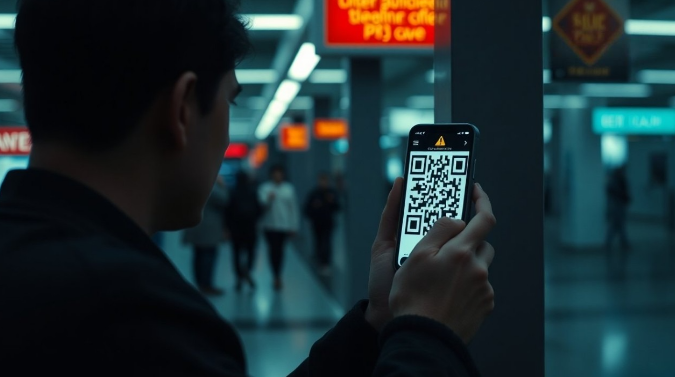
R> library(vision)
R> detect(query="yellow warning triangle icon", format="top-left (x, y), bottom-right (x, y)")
top-left (435, 136), bottom-right (446, 147)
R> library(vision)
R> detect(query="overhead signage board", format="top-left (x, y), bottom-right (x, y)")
top-left (550, 0), bottom-right (629, 81)
top-left (279, 124), bottom-right (310, 151)
top-left (315, 0), bottom-right (440, 56)
top-left (0, 127), bottom-right (32, 156)
top-left (593, 108), bottom-right (675, 135)
top-left (314, 118), bottom-right (349, 140)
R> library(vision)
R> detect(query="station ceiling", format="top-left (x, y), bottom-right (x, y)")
top-left (0, 0), bottom-right (672, 142)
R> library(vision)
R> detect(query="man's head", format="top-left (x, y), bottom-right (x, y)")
top-left (270, 164), bottom-right (286, 184)
top-left (318, 172), bottom-right (330, 188)
top-left (15, 0), bottom-right (250, 231)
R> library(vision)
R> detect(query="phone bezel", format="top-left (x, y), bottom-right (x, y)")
top-left (393, 123), bottom-right (480, 270)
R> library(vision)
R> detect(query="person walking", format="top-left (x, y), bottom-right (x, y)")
top-left (606, 165), bottom-right (631, 252)
top-left (184, 176), bottom-right (229, 295)
top-left (259, 164), bottom-right (299, 290)
top-left (226, 170), bottom-right (262, 292)
top-left (304, 172), bottom-right (340, 276)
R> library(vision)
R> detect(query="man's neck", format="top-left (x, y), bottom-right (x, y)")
top-left (29, 144), bottom-right (156, 235)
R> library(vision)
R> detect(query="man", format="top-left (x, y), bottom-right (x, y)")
top-left (304, 172), bottom-right (341, 275)
top-left (0, 0), bottom-right (497, 376)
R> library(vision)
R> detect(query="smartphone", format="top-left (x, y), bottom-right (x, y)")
top-left (394, 123), bottom-right (480, 269)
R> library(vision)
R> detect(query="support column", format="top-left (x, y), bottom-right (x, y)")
top-left (343, 58), bottom-right (385, 308)
top-left (558, 108), bottom-right (605, 247)
top-left (310, 96), bottom-right (335, 178)
top-left (435, 1), bottom-right (544, 375)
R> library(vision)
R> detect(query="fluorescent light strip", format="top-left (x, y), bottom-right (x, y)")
top-left (289, 96), bottom-right (313, 110)
top-left (245, 14), bottom-right (304, 31)
top-left (0, 99), bottom-right (19, 112)
top-left (235, 69), bottom-right (278, 84)
top-left (309, 69), bottom-right (347, 84)
top-left (543, 17), bottom-right (675, 36)
top-left (255, 99), bottom-right (291, 139)
top-left (637, 70), bottom-right (675, 84)
top-left (0, 14), bottom-right (15, 29)
top-left (288, 43), bottom-right (321, 82)
top-left (626, 20), bottom-right (675, 36)
top-left (0, 13), bottom-right (303, 31)
top-left (406, 95), bottom-right (434, 109)
top-left (544, 95), bottom-right (588, 109)
top-left (581, 83), bottom-right (652, 98)
top-left (542, 17), bottom-right (552, 33)
top-left (274, 79), bottom-right (301, 103)
top-left (0, 70), bottom-right (21, 83)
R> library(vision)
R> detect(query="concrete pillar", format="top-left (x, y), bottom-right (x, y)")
top-left (342, 58), bottom-right (385, 308)
top-left (436, 0), bottom-right (544, 375)
top-left (558, 108), bottom-right (605, 247)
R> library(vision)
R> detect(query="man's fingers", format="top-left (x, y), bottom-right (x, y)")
top-left (374, 177), bottom-right (404, 246)
top-left (453, 183), bottom-right (496, 247)
top-left (413, 217), bottom-right (466, 255)
top-left (475, 241), bottom-right (495, 269)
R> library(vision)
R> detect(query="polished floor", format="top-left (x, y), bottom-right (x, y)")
top-left (161, 216), bottom-right (675, 377)
top-left (545, 219), bottom-right (675, 377)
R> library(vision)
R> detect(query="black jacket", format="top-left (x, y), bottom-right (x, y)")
top-left (0, 169), bottom-right (481, 376)
top-left (304, 187), bottom-right (340, 228)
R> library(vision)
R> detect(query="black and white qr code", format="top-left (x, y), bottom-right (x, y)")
top-left (403, 152), bottom-right (470, 236)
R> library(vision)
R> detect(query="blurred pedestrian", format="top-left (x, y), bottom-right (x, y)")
top-left (304, 172), bottom-right (340, 275)
top-left (226, 170), bottom-right (262, 292)
top-left (259, 164), bottom-right (299, 290)
top-left (606, 165), bottom-right (631, 251)
top-left (183, 176), bottom-right (229, 295)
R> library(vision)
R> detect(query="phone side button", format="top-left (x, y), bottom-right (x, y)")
top-left (472, 159), bottom-right (477, 180)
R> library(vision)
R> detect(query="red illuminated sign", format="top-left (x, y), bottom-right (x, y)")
top-left (224, 143), bottom-right (249, 159)
top-left (279, 124), bottom-right (309, 152)
top-left (0, 127), bottom-right (32, 156)
top-left (325, 0), bottom-right (437, 48)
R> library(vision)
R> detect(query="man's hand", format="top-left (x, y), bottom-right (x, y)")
top-left (365, 178), bottom-right (403, 331)
top-left (389, 183), bottom-right (496, 344)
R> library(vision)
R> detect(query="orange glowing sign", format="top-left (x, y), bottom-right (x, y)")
top-left (325, 0), bottom-right (438, 48)
top-left (249, 142), bottom-right (268, 168)
top-left (0, 127), bottom-right (32, 156)
top-left (314, 119), bottom-right (349, 140)
top-left (279, 124), bottom-right (309, 151)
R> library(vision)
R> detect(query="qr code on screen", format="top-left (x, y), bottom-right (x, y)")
top-left (403, 153), bottom-right (469, 236)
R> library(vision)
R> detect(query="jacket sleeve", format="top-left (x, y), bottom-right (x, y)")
top-left (288, 301), bottom-right (480, 377)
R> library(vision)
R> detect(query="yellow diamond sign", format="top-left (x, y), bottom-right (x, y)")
top-left (553, 0), bottom-right (624, 66)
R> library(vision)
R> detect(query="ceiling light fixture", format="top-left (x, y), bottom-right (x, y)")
top-left (235, 69), bottom-right (278, 84)
top-left (245, 14), bottom-right (304, 31)
top-left (0, 70), bottom-right (22, 83)
top-left (636, 70), bottom-right (675, 84)
top-left (309, 69), bottom-right (347, 84)
top-left (581, 83), bottom-right (652, 97)
top-left (625, 20), bottom-right (675, 36)
top-left (288, 43), bottom-right (322, 82)
top-left (0, 14), bottom-right (15, 29)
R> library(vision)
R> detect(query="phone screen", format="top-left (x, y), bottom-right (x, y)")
top-left (396, 124), bottom-right (477, 267)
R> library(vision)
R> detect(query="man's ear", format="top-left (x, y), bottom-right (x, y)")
top-left (166, 72), bottom-right (199, 150)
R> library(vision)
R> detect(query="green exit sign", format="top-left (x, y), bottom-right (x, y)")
top-left (593, 108), bottom-right (675, 135)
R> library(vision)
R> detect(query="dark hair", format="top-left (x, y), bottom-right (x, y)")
top-left (15, 0), bottom-right (250, 151)
top-left (269, 164), bottom-right (286, 176)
